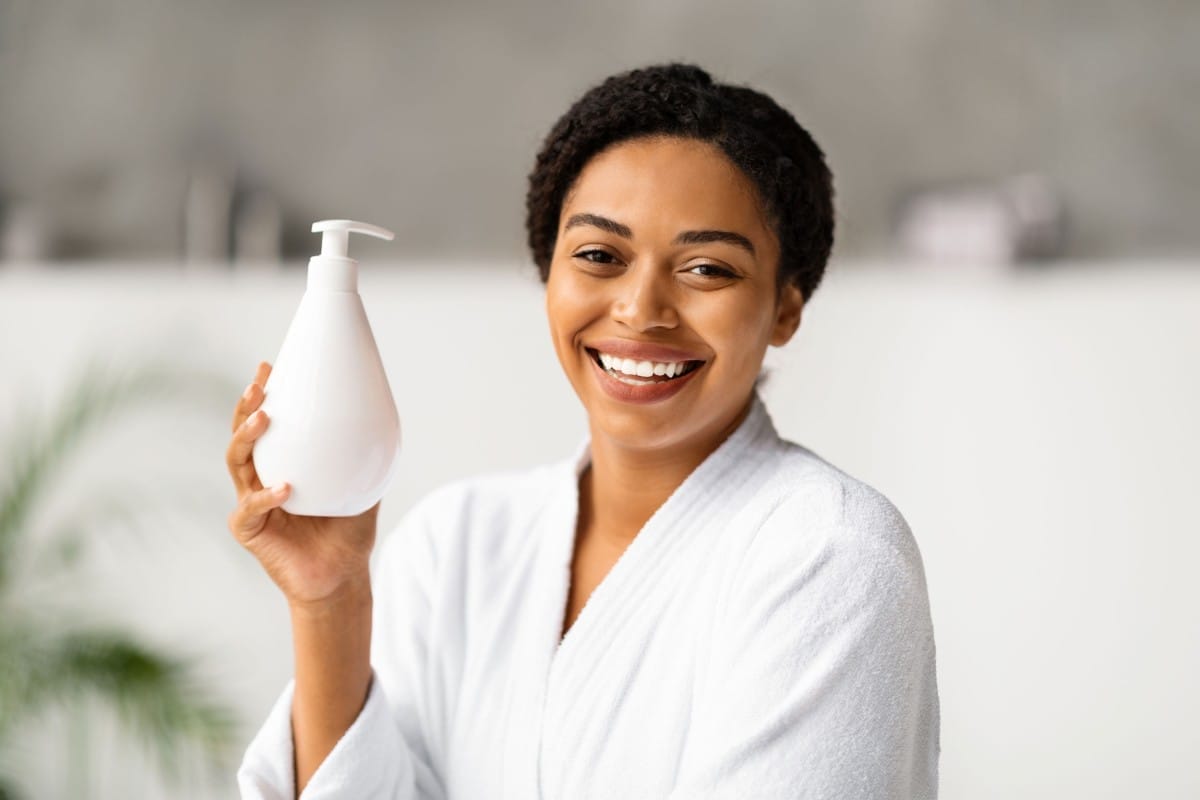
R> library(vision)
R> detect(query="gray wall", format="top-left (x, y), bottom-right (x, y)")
top-left (1, 0), bottom-right (1197, 261)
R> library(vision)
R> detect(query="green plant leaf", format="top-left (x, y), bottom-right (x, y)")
top-left (0, 623), bottom-right (238, 785)
top-left (0, 355), bottom-right (237, 592)
top-left (0, 348), bottom-right (245, 792)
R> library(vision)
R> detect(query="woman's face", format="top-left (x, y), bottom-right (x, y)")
top-left (545, 135), bottom-right (804, 452)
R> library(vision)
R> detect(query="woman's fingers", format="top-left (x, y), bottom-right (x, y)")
top-left (231, 382), bottom-right (259, 434)
top-left (228, 482), bottom-right (291, 544)
top-left (227, 406), bottom-right (271, 489)
top-left (231, 361), bottom-right (272, 433)
top-left (226, 361), bottom-right (286, 546)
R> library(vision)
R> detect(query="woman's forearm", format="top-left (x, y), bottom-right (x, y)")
top-left (288, 574), bottom-right (374, 796)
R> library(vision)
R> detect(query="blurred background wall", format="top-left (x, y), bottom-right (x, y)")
top-left (1, 2), bottom-right (1198, 799)
top-left (1, 0), bottom-right (1199, 263)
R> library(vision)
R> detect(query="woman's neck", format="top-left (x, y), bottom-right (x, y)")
top-left (580, 396), bottom-right (754, 547)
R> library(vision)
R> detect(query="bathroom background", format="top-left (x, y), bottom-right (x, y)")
top-left (1, 1), bottom-right (1197, 797)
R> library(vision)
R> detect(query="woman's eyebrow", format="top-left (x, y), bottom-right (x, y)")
top-left (564, 212), bottom-right (632, 238)
top-left (673, 229), bottom-right (755, 255)
top-left (563, 212), bottom-right (756, 255)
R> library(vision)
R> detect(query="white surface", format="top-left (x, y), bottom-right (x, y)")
top-left (1, 259), bottom-right (1197, 798)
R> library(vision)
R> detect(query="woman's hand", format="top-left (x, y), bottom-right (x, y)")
top-left (226, 361), bottom-right (381, 608)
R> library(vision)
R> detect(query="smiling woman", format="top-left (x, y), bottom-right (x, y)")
top-left (546, 136), bottom-right (800, 458)
top-left (233, 63), bottom-right (940, 800)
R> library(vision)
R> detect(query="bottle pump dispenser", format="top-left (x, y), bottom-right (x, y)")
top-left (252, 219), bottom-right (401, 516)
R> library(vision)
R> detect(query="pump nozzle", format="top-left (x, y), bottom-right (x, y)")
top-left (312, 219), bottom-right (396, 260)
top-left (307, 219), bottom-right (395, 292)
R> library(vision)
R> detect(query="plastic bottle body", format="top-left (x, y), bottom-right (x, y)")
top-left (253, 288), bottom-right (401, 516)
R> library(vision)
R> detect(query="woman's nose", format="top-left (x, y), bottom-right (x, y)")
top-left (610, 265), bottom-right (678, 332)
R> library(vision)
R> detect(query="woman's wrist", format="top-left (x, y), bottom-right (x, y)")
top-left (286, 569), bottom-right (373, 619)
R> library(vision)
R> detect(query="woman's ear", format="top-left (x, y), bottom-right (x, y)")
top-left (769, 281), bottom-right (804, 347)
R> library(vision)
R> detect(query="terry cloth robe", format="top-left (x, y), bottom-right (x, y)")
top-left (238, 391), bottom-right (941, 799)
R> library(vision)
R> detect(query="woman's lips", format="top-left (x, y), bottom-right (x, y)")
top-left (585, 338), bottom-right (706, 363)
top-left (587, 347), bottom-right (704, 404)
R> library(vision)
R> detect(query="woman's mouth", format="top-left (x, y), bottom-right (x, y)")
top-left (585, 347), bottom-right (706, 404)
top-left (586, 347), bottom-right (703, 384)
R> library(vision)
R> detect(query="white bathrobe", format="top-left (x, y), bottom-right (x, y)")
top-left (238, 392), bottom-right (940, 799)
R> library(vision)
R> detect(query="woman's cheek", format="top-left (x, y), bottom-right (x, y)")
top-left (559, 274), bottom-right (608, 331)
top-left (546, 271), bottom-right (591, 353)
top-left (699, 304), bottom-right (770, 374)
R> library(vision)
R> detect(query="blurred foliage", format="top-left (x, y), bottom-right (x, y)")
top-left (0, 354), bottom-right (242, 797)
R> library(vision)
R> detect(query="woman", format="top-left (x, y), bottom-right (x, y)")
top-left (230, 63), bottom-right (939, 799)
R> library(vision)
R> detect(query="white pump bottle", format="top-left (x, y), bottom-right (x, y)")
top-left (252, 219), bottom-right (401, 517)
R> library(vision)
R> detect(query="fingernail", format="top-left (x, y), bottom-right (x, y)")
top-left (272, 483), bottom-right (288, 495)
top-left (242, 383), bottom-right (254, 401)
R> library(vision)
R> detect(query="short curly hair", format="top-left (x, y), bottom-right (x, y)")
top-left (525, 62), bottom-right (835, 301)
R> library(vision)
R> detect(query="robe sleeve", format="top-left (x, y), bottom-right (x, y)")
top-left (237, 496), bottom-right (449, 800)
top-left (670, 485), bottom-right (941, 799)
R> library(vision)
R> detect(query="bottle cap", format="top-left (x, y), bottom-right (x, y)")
top-left (308, 219), bottom-right (395, 291)
top-left (313, 219), bottom-right (395, 259)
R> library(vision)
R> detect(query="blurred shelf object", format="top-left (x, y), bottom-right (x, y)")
top-left (233, 188), bottom-right (283, 269)
top-left (182, 154), bottom-right (235, 268)
top-left (0, 199), bottom-right (51, 263)
top-left (894, 173), bottom-right (1067, 267)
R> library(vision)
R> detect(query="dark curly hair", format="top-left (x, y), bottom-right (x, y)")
top-left (525, 62), bottom-right (835, 301)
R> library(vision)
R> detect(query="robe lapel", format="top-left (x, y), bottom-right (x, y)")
top-left (536, 393), bottom-right (783, 797)
top-left (501, 435), bottom-right (590, 800)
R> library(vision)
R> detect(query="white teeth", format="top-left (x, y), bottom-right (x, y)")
top-left (593, 350), bottom-right (699, 381)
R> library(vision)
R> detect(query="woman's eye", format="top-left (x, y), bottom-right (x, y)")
top-left (687, 263), bottom-right (736, 279)
top-left (574, 249), bottom-right (618, 265)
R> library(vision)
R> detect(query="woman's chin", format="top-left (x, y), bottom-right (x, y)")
top-left (581, 389), bottom-right (709, 452)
